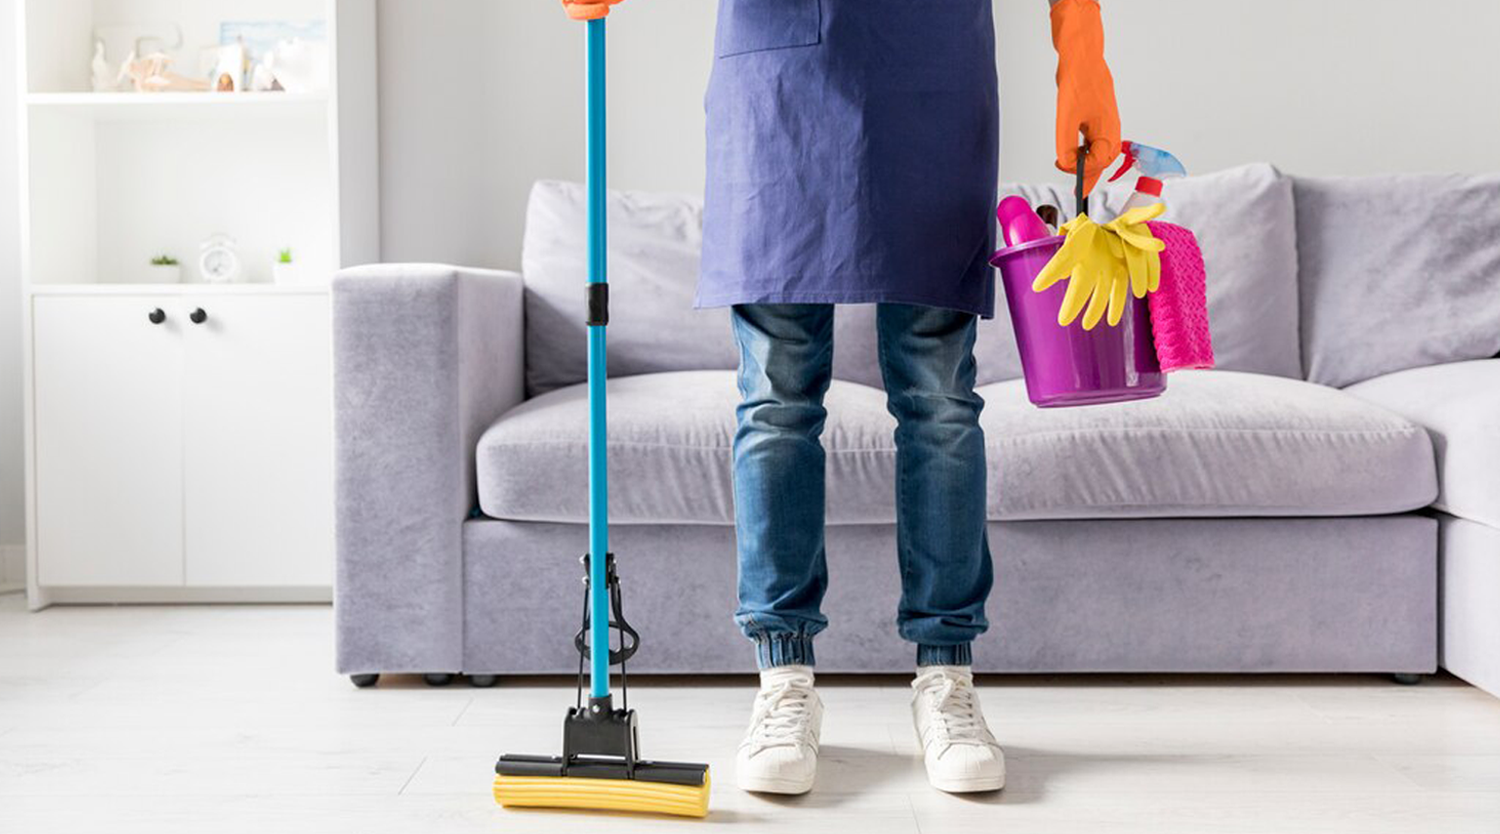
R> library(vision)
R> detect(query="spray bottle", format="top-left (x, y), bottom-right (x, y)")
top-left (1109, 141), bottom-right (1188, 213)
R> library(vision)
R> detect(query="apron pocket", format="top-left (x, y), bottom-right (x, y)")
top-left (716, 0), bottom-right (822, 58)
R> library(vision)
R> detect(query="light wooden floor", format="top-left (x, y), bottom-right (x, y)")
top-left (3, 593), bottom-right (1500, 833)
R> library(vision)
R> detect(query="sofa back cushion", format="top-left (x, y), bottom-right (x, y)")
top-left (523, 165), bottom-right (1304, 394)
top-left (1295, 173), bottom-right (1500, 388)
top-left (523, 180), bottom-right (737, 396)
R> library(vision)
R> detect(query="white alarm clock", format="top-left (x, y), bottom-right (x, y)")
top-left (199, 234), bottom-right (241, 283)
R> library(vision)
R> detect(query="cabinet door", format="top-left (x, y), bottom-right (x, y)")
top-left (182, 294), bottom-right (334, 587)
top-left (32, 296), bottom-right (185, 586)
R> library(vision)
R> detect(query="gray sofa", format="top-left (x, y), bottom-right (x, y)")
top-left (332, 164), bottom-right (1500, 697)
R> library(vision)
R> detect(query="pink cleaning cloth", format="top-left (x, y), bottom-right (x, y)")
top-left (1145, 221), bottom-right (1215, 373)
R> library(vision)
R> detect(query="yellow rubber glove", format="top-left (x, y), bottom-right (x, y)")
top-left (1034, 214), bottom-right (1113, 330)
top-left (1034, 204), bottom-right (1166, 330)
top-left (1103, 204), bottom-right (1167, 298)
top-left (561, 0), bottom-right (623, 21)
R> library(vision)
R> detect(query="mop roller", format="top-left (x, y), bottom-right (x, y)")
top-left (494, 556), bottom-right (711, 817)
top-left (493, 18), bottom-right (710, 819)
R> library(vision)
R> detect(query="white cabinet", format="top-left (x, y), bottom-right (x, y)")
top-left (183, 294), bottom-right (333, 587)
top-left (32, 296), bottom-right (186, 586)
top-left (29, 289), bottom-right (333, 597)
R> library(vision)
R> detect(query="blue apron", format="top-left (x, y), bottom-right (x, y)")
top-left (698, 0), bottom-right (999, 318)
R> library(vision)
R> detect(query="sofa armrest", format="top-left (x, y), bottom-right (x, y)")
top-left (332, 264), bottom-right (526, 675)
top-left (1345, 359), bottom-right (1500, 529)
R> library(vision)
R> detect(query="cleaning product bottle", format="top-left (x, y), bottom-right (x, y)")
top-left (1110, 141), bottom-right (1187, 213)
top-left (996, 196), bottom-right (1052, 247)
top-left (1121, 176), bottom-right (1166, 214)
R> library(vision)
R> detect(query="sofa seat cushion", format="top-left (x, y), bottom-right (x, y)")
top-left (984, 370), bottom-right (1435, 520)
top-left (1345, 360), bottom-right (1500, 529)
top-left (478, 370), bottom-right (897, 525)
top-left (476, 370), bottom-right (1436, 525)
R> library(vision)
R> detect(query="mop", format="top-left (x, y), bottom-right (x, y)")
top-left (492, 18), bottom-right (712, 819)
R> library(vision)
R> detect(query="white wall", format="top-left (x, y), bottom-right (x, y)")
top-left (375, 0), bottom-right (717, 269)
top-left (998, 1), bottom-right (1500, 185)
top-left (1, 2), bottom-right (24, 554)
top-left (3, 0), bottom-right (1499, 557)
top-left (378, 0), bottom-right (1500, 270)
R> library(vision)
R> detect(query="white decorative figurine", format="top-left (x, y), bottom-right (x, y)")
top-left (263, 38), bottom-right (329, 94)
top-left (91, 41), bottom-right (116, 92)
top-left (211, 43), bottom-right (247, 92)
top-left (249, 63), bottom-right (280, 93)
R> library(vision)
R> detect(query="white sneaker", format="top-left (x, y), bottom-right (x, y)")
top-left (736, 665), bottom-right (823, 794)
top-left (910, 665), bottom-right (1005, 793)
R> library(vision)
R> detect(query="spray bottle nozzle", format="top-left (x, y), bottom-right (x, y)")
top-left (1107, 141), bottom-right (1140, 184)
top-left (1107, 140), bottom-right (1188, 184)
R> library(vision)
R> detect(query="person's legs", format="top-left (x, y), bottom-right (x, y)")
top-left (877, 303), bottom-right (1003, 793)
top-left (730, 303), bottom-right (834, 795)
top-left (875, 303), bottom-right (994, 663)
top-left (731, 303), bottom-right (836, 668)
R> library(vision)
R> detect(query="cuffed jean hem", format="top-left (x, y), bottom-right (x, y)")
top-left (754, 634), bottom-right (817, 669)
top-left (917, 643), bottom-right (973, 667)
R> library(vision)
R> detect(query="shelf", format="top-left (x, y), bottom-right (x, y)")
top-left (27, 282), bottom-right (334, 295)
top-left (28, 283), bottom-right (331, 297)
top-left (27, 92), bottom-right (329, 121)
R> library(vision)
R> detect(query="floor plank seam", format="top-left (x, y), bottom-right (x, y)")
top-left (449, 698), bottom-right (476, 727)
top-left (396, 756), bottom-right (427, 796)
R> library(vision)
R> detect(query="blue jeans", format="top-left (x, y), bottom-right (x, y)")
top-left (730, 304), bottom-right (993, 669)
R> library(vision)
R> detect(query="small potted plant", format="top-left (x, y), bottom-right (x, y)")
top-left (272, 248), bottom-right (302, 285)
top-left (148, 255), bottom-right (181, 284)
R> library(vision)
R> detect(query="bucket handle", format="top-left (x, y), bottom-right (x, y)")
top-left (1075, 142), bottom-right (1089, 218)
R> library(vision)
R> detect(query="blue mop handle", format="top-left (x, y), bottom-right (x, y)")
top-left (586, 18), bottom-right (610, 701)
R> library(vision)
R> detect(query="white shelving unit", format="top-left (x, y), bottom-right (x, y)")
top-left (16, 0), bottom-right (378, 607)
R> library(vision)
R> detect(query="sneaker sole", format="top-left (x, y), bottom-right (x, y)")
top-left (927, 773), bottom-right (1005, 794)
top-left (736, 774), bottom-right (816, 795)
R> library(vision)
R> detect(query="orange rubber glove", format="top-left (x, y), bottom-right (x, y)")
top-left (1052, 0), bottom-right (1121, 197)
top-left (561, 0), bottom-right (623, 21)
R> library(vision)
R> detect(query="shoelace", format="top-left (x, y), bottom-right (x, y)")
top-left (746, 681), bottom-right (815, 750)
top-left (913, 671), bottom-right (992, 746)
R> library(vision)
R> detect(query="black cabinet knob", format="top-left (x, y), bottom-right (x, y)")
top-left (148, 308), bottom-right (166, 325)
top-left (190, 308), bottom-right (208, 325)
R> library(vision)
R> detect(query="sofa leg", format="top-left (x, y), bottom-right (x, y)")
top-left (350, 674), bottom-right (380, 688)
top-left (469, 675), bottom-right (499, 688)
top-left (1391, 673), bottom-right (1424, 686)
top-left (423, 673), bottom-right (456, 687)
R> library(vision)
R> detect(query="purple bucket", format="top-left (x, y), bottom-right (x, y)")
top-left (990, 235), bottom-right (1166, 408)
